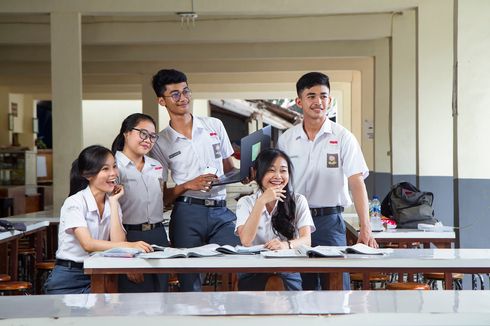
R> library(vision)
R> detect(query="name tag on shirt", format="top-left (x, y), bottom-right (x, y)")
top-left (212, 143), bottom-right (222, 159)
top-left (327, 153), bottom-right (339, 168)
top-left (169, 151), bottom-right (181, 159)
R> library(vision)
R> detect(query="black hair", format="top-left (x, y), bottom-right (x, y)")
top-left (69, 145), bottom-right (114, 196)
top-left (296, 72), bottom-right (330, 97)
top-left (151, 69), bottom-right (188, 97)
top-left (254, 148), bottom-right (296, 240)
top-left (111, 113), bottom-right (157, 153)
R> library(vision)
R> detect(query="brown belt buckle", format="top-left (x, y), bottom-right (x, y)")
top-left (142, 224), bottom-right (152, 231)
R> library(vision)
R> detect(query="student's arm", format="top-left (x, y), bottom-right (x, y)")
top-left (265, 226), bottom-right (311, 250)
top-left (348, 173), bottom-right (378, 248)
top-left (238, 187), bottom-right (285, 246)
top-left (73, 228), bottom-right (151, 252)
top-left (73, 187), bottom-right (152, 253)
top-left (163, 173), bottom-right (218, 206)
top-left (222, 156), bottom-right (235, 174)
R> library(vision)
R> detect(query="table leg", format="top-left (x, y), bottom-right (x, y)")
top-left (325, 272), bottom-right (343, 290)
top-left (0, 243), bottom-right (7, 274)
top-left (91, 274), bottom-right (118, 293)
top-left (9, 239), bottom-right (19, 280)
top-left (444, 273), bottom-right (454, 290)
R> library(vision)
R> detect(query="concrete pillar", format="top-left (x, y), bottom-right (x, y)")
top-left (51, 12), bottom-right (83, 212)
top-left (418, 0), bottom-right (454, 226)
top-left (141, 76), bottom-right (160, 129)
top-left (457, 0), bottom-right (490, 249)
top-left (391, 10), bottom-right (416, 186)
top-left (0, 87), bottom-right (11, 146)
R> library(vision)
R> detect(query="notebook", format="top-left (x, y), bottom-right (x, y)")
top-left (212, 125), bottom-right (271, 186)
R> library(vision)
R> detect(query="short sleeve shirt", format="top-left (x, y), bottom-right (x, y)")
top-left (115, 151), bottom-right (165, 225)
top-left (56, 186), bottom-right (123, 263)
top-left (277, 119), bottom-right (369, 208)
top-left (150, 116), bottom-right (234, 200)
top-left (235, 191), bottom-right (315, 246)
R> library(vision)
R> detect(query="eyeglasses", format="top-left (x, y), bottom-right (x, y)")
top-left (131, 128), bottom-right (159, 143)
top-left (162, 88), bottom-right (192, 102)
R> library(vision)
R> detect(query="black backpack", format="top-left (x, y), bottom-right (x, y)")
top-left (381, 182), bottom-right (438, 229)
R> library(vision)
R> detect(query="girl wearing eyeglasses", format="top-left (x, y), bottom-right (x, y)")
top-left (111, 113), bottom-right (170, 292)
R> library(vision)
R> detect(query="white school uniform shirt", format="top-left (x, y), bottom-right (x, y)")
top-left (150, 116), bottom-right (234, 200)
top-left (115, 151), bottom-right (165, 225)
top-left (56, 186), bottom-right (123, 263)
top-left (235, 190), bottom-right (315, 246)
top-left (277, 119), bottom-right (369, 208)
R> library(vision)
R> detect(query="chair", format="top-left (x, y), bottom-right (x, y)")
top-left (0, 197), bottom-right (14, 217)
top-left (386, 282), bottom-right (430, 290)
top-left (265, 275), bottom-right (285, 291)
top-left (36, 260), bottom-right (55, 294)
top-left (350, 272), bottom-right (390, 290)
top-left (424, 272), bottom-right (463, 290)
top-left (0, 281), bottom-right (32, 295)
top-left (0, 274), bottom-right (12, 282)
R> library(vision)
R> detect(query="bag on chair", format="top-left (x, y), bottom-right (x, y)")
top-left (381, 182), bottom-right (438, 229)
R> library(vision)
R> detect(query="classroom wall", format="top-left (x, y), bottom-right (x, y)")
top-left (457, 0), bottom-right (490, 249)
top-left (82, 100), bottom-right (142, 149)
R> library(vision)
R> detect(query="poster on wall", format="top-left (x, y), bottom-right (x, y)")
top-left (11, 102), bottom-right (18, 117)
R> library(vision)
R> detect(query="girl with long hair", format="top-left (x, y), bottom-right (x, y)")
top-left (112, 113), bottom-right (170, 292)
top-left (44, 145), bottom-right (152, 294)
top-left (235, 148), bottom-right (315, 290)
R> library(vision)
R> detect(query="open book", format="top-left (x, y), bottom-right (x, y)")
top-left (215, 244), bottom-right (267, 255)
top-left (260, 243), bottom-right (393, 258)
top-left (138, 244), bottom-right (223, 259)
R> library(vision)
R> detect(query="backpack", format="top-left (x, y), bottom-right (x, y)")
top-left (381, 182), bottom-right (438, 229)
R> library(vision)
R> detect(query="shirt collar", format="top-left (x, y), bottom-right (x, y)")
top-left (82, 186), bottom-right (111, 219)
top-left (115, 151), bottom-right (132, 167)
top-left (167, 115), bottom-right (204, 142)
top-left (82, 186), bottom-right (98, 213)
top-left (294, 118), bottom-right (333, 140)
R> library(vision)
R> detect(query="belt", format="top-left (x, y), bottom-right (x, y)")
top-left (176, 196), bottom-right (227, 207)
top-left (56, 259), bottom-right (84, 269)
top-left (310, 206), bottom-right (344, 217)
top-left (124, 222), bottom-right (163, 232)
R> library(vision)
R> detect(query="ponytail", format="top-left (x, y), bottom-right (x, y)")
top-left (69, 159), bottom-right (89, 196)
top-left (111, 113), bottom-right (157, 154)
top-left (111, 134), bottom-right (125, 153)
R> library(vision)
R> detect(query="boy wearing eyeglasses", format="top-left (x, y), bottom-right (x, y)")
top-left (150, 69), bottom-right (240, 292)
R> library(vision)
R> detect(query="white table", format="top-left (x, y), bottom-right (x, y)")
top-left (1, 291), bottom-right (490, 325)
top-left (0, 220), bottom-right (50, 280)
top-left (343, 213), bottom-right (456, 248)
top-left (84, 248), bottom-right (490, 292)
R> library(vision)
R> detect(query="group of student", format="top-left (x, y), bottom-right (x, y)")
top-left (44, 69), bottom-right (378, 294)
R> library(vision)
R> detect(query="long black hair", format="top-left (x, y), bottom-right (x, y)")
top-left (254, 148), bottom-right (296, 240)
top-left (69, 145), bottom-right (114, 196)
top-left (111, 113), bottom-right (157, 153)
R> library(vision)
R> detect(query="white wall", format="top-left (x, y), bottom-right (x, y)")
top-left (458, 0), bottom-right (490, 179)
top-left (82, 100), bottom-right (142, 149)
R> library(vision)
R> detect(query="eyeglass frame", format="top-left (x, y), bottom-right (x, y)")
top-left (131, 128), bottom-right (159, 143)
top-left (161, 88), bottom-right (192, 102)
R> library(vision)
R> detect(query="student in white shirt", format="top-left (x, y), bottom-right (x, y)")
top-left (235, 148), bottom-right (315, 290)
top-left (277, 71), bottom-right (377, 290)
top-left (44, 145), bottom-right (152, 294)
top-left (112, 113), bottom-right (170, 292)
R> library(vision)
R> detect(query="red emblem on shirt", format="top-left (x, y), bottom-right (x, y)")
top-left (210, 132), bottom-right (217, 137)
top-left (329, 140), bottom-right (338, 144)
top-left (155, 166), bottom-right (163, 170)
